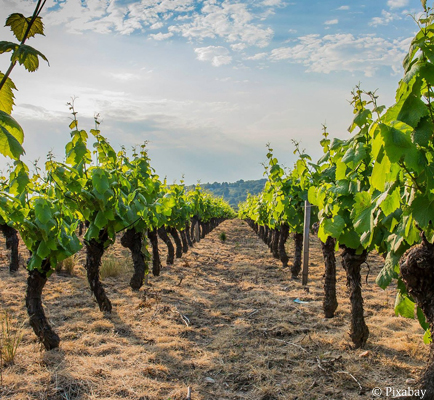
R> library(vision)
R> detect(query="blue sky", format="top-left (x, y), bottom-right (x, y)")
top-left (0, 0), bottom-right (423, 184)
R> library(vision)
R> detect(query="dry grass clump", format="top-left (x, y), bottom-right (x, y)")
top-left (56, 254), bottom-right (77, 275)
top-left (100, 255), bottom-right (131, 279)
top-left (0, 309), bottom-right (23, 365)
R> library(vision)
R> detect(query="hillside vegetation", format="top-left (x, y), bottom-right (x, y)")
top-left (189, 179), bottom-right (266, 209)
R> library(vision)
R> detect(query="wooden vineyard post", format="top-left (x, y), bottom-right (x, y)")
top-left (302, 200), bottom-right (311, 286)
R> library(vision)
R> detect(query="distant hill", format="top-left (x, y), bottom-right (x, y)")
top-left (190, 179), bottom-right (267, 210)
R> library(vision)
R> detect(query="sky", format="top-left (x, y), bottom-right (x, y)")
top-left (0, 0), bottom-right (424, 184)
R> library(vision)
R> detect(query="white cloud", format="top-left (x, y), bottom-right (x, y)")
top-left (150, 22), bottom-right (164, 30)
top-left (369, 10), bottom-right (400, 27)
top-left (231, 43), bottom-right (247, 51)
top-left (269, 33), bottom-right (412, 76)
top-left (262, 0), bottom-right (284, 6)
top-left (337, 6), bottom-right (350, 10)
top-left (32, 0), bottom-right (275, 48)
top-left (108, 72), bottom-right (141, 81)
top-left (387, 0), bottom-right (409, 9)
top-left (195, 46), bottom-right (232, 67)
top-left (149, 32), bottom-right (174, 40)
top-left (325, 19), bottom-right (338, 25)
top-left (245, 52), bottom-right (268, 60)
top-left (170, 1), bottom-right (274, 47)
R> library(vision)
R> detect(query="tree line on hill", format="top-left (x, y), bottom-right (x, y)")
top-left (188, 179), bottom-right (266, 209)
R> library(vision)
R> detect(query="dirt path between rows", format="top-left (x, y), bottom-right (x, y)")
top-left (0, 219), bottom-right (427, 399)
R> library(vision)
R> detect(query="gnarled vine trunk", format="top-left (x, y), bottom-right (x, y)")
top-left (278, 223), bottom-right (289, 268)
top-left (258, 225), bottom-right (265, 241)
top-left (158, 226), bottom-right (175, 265)
top-left (291, 233), bottom-right (303, 278)
top-left (341, 246), bottom-right (368, 348)
top-left (148, 229), bottom-right (161, 276)
top-left (0, 224), bottom-right (19, 272)
top-left (191, 216), bottom-right (200, 243)
top-left (168, 227), bottom-right (183, 258)
top-left (271, 229), bottom-right (280, 259)
top-left (121, 228), bottom-right (146, 291)
top-left (180, 230), bottom-right (188, 253)
top-left (185, 223), bottom-right (193, 247)
top-left (85, 229), bottom-right (112, 312)
top-left (26, 259), bottom-right (60, 350)
top-left (400, 236), bottom-right (434, 398)
top-left (322, 236), bottom-right (338, 318)
top-left (200, 222), bottom-right (206, 239)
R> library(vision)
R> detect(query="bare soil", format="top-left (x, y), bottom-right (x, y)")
top-left (0, 219), bottom-right (427, 399)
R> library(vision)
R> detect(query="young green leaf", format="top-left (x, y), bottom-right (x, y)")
top-left (0, 41), bottom-right (18, 55)
top-left (11, 44), bottom-right (49, 72)
top-left (5, 14), bottom-right (45, 42)
top-left (0, 111), bottom-right (24, 159)
top-left (0, 73), bottom-right (17, 114)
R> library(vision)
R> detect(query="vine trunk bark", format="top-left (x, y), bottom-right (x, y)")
top-left (158, 226), bottom-right (174, 265)
top-left (0, 224), bottom-right (19, 272)
top-left (292, 233), bottom-right (303, 278)
top-left (180, 230), bottom-right (188, 253)
top-left (271, 229), bottom-right (280, 259)
top-left (185, 223), bottom-right (193, 247)
top-left (85, 230), bottom-right (112, 312)
top-left (26, 259), bottom-right (60, 350)
top-left (278, 223), bottom-right (289, 268)
top-left (169, 227), bottom-right (183, 258)
top-left (400, 236), bottom-right (434, 398)
top-left (148, 229), bottom-right (161, 276)
top-left (341, 246), bottom-right (369, 348)
top-left (121, 228), bottom-right (146, 291)
top-left (322, 236), bottom-right (338, 318)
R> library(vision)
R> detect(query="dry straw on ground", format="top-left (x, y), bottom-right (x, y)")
top-left (0, 220), bottom-right (426, 399)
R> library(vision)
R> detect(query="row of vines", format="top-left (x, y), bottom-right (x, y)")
top-left (238, 2), bottom-right (434, 397)
top-left (0, 3), bottom-right (235, 351)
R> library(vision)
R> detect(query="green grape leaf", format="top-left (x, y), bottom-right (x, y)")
top-left (412, 116), bottom-right (433, 147)
top-left (34, 198), bottom-right (53, 224)
top-left (92, 168), bottom-right (110, 194)
top-left (5, 14), bottom-right (45, 42)
top-left (376, 251), bottom-right (400, 289)
top-left (36, 241), bottom-right (51, 259)
top-left (8, 161), bottom-right (30, 195)
top-left (395, 292), bottom-right (415, 318)
top-left (0, 72), bottom-right (17, 113)
top-left (27, 254), bottom-right (42, 271)
top-left (11, 44), bottom-right (49, 72)
top-left (0, 126), bottom-right (24, 159)
top-left (84, 223), bottom-right (100, 242)
top-left (397, 94), bottom-right (428, 128)
top-left (94, 210), bottom-right (108, 229)
top-left (0, 41), bottom-right (18, 55)
top-left (352, 192), bottom-right (374, 242)
top-left (380, 123), bottom-right (413, 163)
top-left (339, 230), bottom-right (361, 250)
top-left (0, 111), bottom-right (24, 143)
top-left (321, 215), bottom-right (345, 240)
top-left (349, 109), bottom-right (371, 132)
top-left (423, 329), bottom-right (431, 344)
top-left (69, 120), bottom-right (77, 130)
top-left (417, 306), bottom-right (429, 330)
top-left (379, 187), bottom-right (401, 217)
top-left (410, 196), bottom-right (434, 229)
top-left (371, 155), bottom-right (390, 191)
top-left (0, 111), bottom-right (24, 159)
top-left (65, 137), bottom-right (90, 165)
